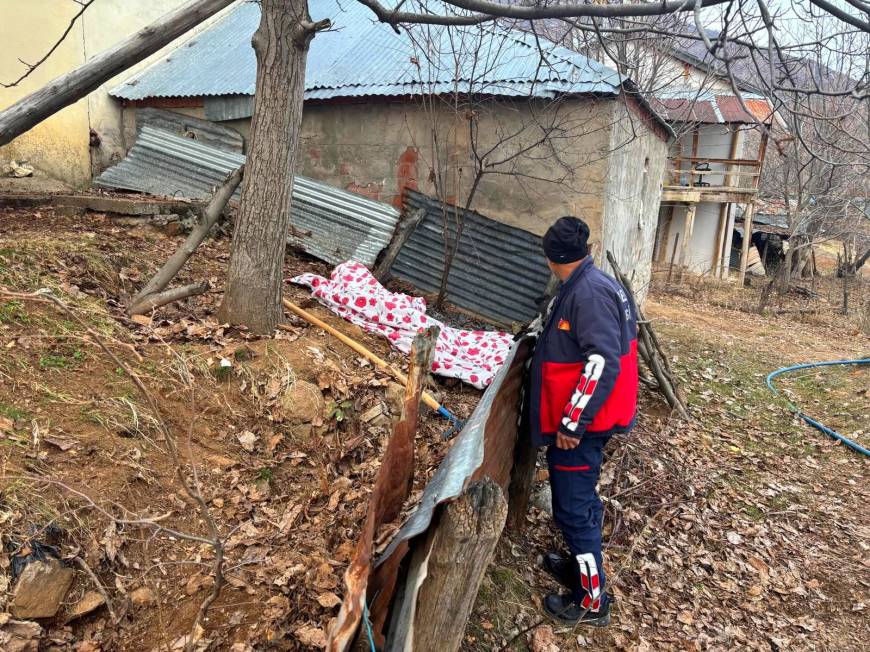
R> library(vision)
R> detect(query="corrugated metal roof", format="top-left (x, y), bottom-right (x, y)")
top-left (94, 126), bottom-right (400, 267)
top-left (388, 191), bottom-right (550, 326)
top-left (111, 0), bottom-right (622, 102)
top-left (649, 88), bottom-right (773, 125)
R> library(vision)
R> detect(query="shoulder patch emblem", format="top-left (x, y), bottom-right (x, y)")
top-left (558, 319), bottom-right (571, 331)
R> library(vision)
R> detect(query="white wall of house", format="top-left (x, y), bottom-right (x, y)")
top-left (660, 202), bottom-right (734, 274)
top-left (657, 123), bottom-right (748, 276)
top-left (0, 0), bottom-right (239, 187)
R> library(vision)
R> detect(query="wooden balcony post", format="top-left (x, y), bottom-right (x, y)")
top-left (679, 203), bottom-right (697, 283)
top-left (739, 202), bottom-right (756, 285)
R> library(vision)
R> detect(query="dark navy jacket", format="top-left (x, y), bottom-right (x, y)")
top-left (529, 257), bottom-right (638, 448)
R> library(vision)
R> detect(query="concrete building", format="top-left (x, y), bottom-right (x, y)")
top-left (649, 90), bottom-right (772, 280)
top-left (0, 0), bottom-right (237, 188)
top-left (106, 0), bottom-right (671, 291)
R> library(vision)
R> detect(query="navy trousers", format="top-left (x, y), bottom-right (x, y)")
top-left (547, 435), bottom-right (610, 607)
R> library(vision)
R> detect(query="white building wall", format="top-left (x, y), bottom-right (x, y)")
top-left (658, 124), bottom-right (747, 276)
top-left (660, 203), bottom-right (721, 273)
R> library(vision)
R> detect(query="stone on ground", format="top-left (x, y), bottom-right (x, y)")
top-left (280, 380), bottom-right (324, 424)
top-left (10, 558), bottom-right (75, 619)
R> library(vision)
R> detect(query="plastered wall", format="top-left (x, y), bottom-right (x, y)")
top-left (0, 0), bottom-right (238, 188)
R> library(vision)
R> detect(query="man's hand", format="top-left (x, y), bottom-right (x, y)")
top-left (556, 431), bottom-right (581, 450)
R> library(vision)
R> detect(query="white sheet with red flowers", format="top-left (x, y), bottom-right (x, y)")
top-left (290, 261), bottom-right (513, 389)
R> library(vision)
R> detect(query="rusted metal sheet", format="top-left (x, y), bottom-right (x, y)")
top-left (650, 97), bottom-right (720, 124)
top-left (327, 329), bottom-right (436, 652)
top-left (378, 338), bottom-right (528, 566)
top-left (380, 337), bottom-right (530, 646)
top-left (717, 95), bottom-right (773, 124)
top-left (327, 332), bottom-right (530, 649)
top-left (649, 90), bottom-right (773, 125)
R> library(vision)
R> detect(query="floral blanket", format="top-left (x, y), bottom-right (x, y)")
top-left (291, 261), bottom-right (513, 388)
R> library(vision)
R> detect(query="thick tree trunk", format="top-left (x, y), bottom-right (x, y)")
top-left (218, 0), bottom-right (314, 334)
top-left (0, 0), bottom-right (235, 146)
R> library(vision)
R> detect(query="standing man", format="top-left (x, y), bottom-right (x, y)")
top-left (527, 216), bottom-right (638, 626)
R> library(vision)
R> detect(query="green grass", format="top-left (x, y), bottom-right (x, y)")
top-left (0, 402), bottom-right (31, 421)
top-left (0, 300), bottom-right (29, 325)
top-left (38, 349), bottom-right (85, 370)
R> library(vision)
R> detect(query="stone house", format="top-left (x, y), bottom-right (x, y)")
top-left (107, 0), bottom-right (671, 291)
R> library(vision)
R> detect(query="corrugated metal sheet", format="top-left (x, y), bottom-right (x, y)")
top-left (389, 191), bottom-right (550, 326)
top-left (138, 107), bottom-right (243, 152)
top-left (377, 336), bottom-right (527, 564)
top-left (378, 337), bottom-right (530, 646)
top-left (649, 89), bottom-right (772, 125)
top-left (111, 0), bottom-right (622, 102)
top-left (204, 95), bottom-right (255, 121)
top-left (94, 126), bottom-right (400, 267)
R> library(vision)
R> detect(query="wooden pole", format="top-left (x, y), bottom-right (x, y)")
top-left (713, 204), bottom-right (728, 277)
top-left (282, 299), bottom-right (445, 414)
top-left (0, 0), bottom-right (237, 146)
top-left (657, 205), bottom-right (675, 264)
top-left (666, 232), bottom-right (680, 285)
top-left (129, 165), bottom-right (243, 314)
top-left (679, 203), bottom-right (697, 284)
top-left (374, 208), bottom-right (425, 280)
top-left (129, 281), bottom-right (209, 315)
top-left (739, 202), bottom-right (756, 285)
top-left (607, 251), bottom-right (689, 419)
top-left (412, 479), bottom-right (507, 652)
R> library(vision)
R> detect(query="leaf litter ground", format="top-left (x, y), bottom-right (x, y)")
top-left (1, 207), bottom-right (868, 651)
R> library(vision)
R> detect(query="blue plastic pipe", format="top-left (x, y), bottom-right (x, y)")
top-left (766, 358), bottom-right (870, 457)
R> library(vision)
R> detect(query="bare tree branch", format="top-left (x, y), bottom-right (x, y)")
top-left (1, 0), bottom-right (97, 88)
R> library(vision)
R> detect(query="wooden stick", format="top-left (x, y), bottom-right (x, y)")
top-left (0, 0), bottom-right (237, 146)
top-left (374, 207), bottom-right (425, 280)
top-left (667, 232), bottom-right (680, 285)
top-left (283, 298), bottom-right (444, 413)
top-left (130, 165), bottom-right (243, 311)
top-left (129, 281), bottom-right (209, 315)
top-left (606, 251), bottom-right (689, 420)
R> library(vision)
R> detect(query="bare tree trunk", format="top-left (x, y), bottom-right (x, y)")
top-left (218, 0), bottom-right (320, 334)
top-left (0, 0), bottom-right (235, 146)
top-left (779, 246), bottom-right (795, 292)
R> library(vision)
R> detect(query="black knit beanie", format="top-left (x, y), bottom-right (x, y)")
top-left (543, 216), bottom-right (590, 264)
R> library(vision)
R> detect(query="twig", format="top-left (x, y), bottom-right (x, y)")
top-left (128, 281), bottom-right (210, 315)
top-left (129, 165), bottom-right (242, 312)
top-left (72, 555), bottom-right (119, 623)
top-left (1, 0), bottom-right (97, 88)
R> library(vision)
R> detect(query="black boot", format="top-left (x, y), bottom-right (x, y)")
top-left (544, 592), bottom-right (611, 627)
top-left (542, 551), bottom-right (579, 591)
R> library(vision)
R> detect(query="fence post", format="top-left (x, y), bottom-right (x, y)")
top-left (412, 479), bottom-right (508, 651)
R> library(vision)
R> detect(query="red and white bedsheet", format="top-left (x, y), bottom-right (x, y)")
top-left (291, 261), bottom-right (513, 389)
